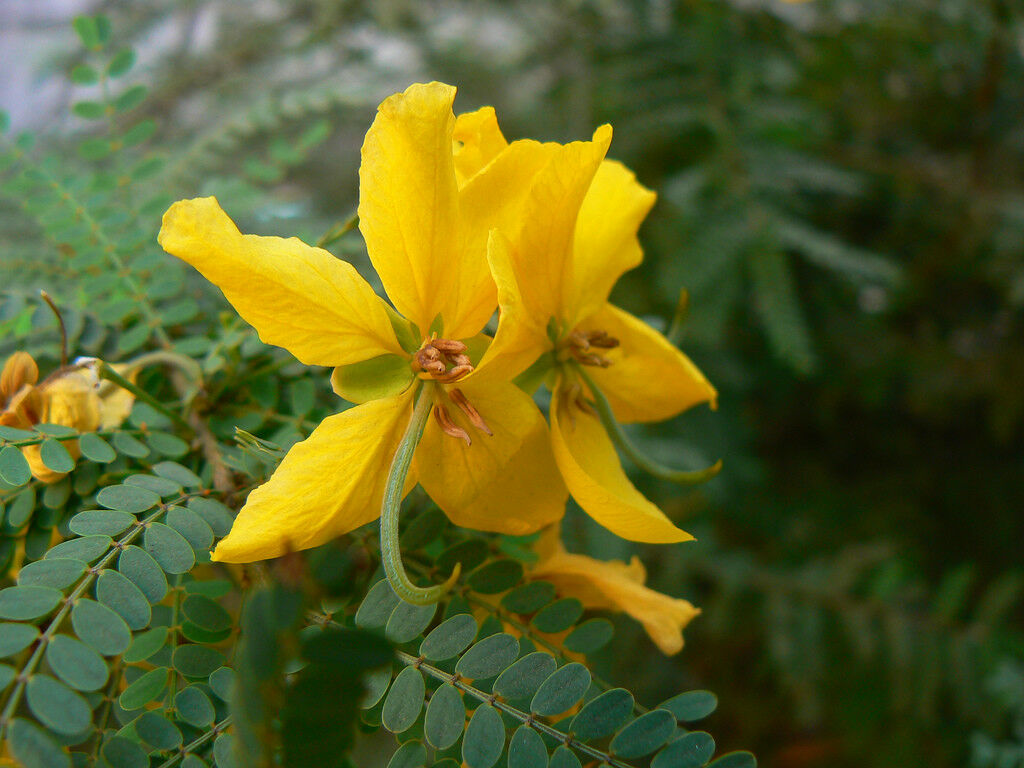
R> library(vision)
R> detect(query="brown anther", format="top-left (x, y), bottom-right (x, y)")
top-left (567, 330), bottom-right (591, 351)
top-left (564, 329), bottom-right (620, 367)
top-left (563, 381), bottom-right (596, 430)
top-left (574, 393), bottom-right (597, 416)
top-left (449, 388), bottom-right (493, 436)
top-left (577, 353), bottom-right (612, 368)
top-left (423, 360), bottom-right (447, 376)
top-left (434, 364), bottom-right (474, 382)
top-left (431, 339), bottom-right (468, 354)
top-left (413, 338), bottom-right (476, 383)
top-left (587, 331), bottom-right (619, 349)
top-left (434, 404), bottom-right (471, 446)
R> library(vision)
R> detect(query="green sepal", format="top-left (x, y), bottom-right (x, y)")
top-left (513, 353), bottom-right (555, 396)
top-left (428, 313), bottom-right (445, 337)
top-left (385, 305), bottom-right (422, 355)
top-left (545, 316), bottom-right (564, 344)
top-left (331, 354), bottom-right (415, 404)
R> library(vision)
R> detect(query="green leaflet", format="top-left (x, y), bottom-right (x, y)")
top-left (381, 666), bottom-right (425, 734)
top-left (463, 704), bottom-right (505, 768)
top-left (659, 690), bottom-right (718, 722)
top-left (650, 731), bottom-right (717, 768)
top-left (420, 613), bottom-right (478, 661)
top-left (569, 688), bottom-right (634, 741)
top-left (456, 633), bottom-right (519, 680)
top-left (424, 683), bottom-right (465, 750)
top-left (530, 663), bottom-right (591, 717)
top-left (493, 652), bottom-right (557, 701)
top-left (508, 726), bottom-right (548, 768)
top-left (609, 709), bottom-right (678, 759)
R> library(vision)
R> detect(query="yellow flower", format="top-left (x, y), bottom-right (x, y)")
top-left (460, 114), bottom-right (718, 544)
top-left (159, 82), bottom-right (575, 564)
top-left (529, 525), bottom-right (699, 655)
top-left (0, 352), bottom-right (134, 483)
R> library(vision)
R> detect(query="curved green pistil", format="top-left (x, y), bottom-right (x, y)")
top-left (572, 363), bottom-right (722, 485)
top-left (379, 382), bottom-right (460, 605)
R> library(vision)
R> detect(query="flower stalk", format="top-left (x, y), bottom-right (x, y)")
top-left (574, 364), bottom-right (722, 485)
top-left (380, 383), bottom-right (461, 604)
top-left (95, 359), bottom-right (193, 435)
top-left (666, 287), bottom-right (690, 347)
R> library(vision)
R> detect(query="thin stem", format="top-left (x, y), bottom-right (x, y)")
top-left (665, 288), bottom-right (689, 347)
top-left (574, 365), bottom-right (722, 486)
top-left (396, 651), bottom-right (635, 768)
top-left (95, 360), bottom-right (194, 435)
top-left (39, 291), bottom-right (68, 367)
top-left (315, 212), bottom-right (359, 249)
top-left (380, 384), bottom-right (460, 605)
top-left (89, 658), bottom-right (124, 760)
top-left (154, 717), bottom-right (233, 768)
top-left (168, 574), bottom-right (184, 703)
top-left (121, 350), bottom-right (204, 390)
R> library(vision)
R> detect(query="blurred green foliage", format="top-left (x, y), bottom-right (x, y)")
top-left (1, 1), bottom-right (1021, 767)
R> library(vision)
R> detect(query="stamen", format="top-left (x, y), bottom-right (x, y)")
top-left (434, 364), bottom-right (474, 383)
top-left (587, 331), bottom-right (619, 349)
top-left (565, 328), bottom-right (620, 367)
top-left (576, 353), bottom-right (612, 368)
top-left (423, 360), bottom-right (447, 376)
top-left (413, 338), bottom-right (475, 383)
top-left (449, 388), bottom-right (493, 436)
top-left (574, 391), bottom-right (596, 416)
top-left (434, 404), bottom-right (471, 446)
top-left (567, 330), bottom-right (591, 352)
top-left (430, 339), bottom-right (468, 354)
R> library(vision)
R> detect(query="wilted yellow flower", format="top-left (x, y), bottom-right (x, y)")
top-left (456, 115), bottom-right (717, 544)
top-left (0, 352), bottom-right (134, 483)
top-left (530, 526), bottom-right (700, 655)
top-left (159, 82), bottom-right (581, 564)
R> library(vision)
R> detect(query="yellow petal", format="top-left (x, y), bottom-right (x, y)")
top-left (579, 303), bottom-right (716, 423)
top-left (530, 528), bottom-right (699, 655)
top-left (159, 197), bottom-right (401, 367)
top-left (471, 230), bottom-right (551, 383)
top-left (415, 378), bottom-right (566, 536)
top-left (16, 368), bottom-right (101, 484)
top-left (455, 139), bottom-right (563, 338)
top-left (453, 106), bottom-right (508, 185)
top-left (1, 352), bottom-right (38, 399)
top-left (98, 363), bottom-right (137, 429)
top-left (359, 82), bottom-right (478, 336)
top-left (567, 160), bottom-right (657, 324)
top-left (510, 126), bottom-right (612, 325)
top-left (550, 382), bottom-right (693, 543)
top-left (212, 390), bottom-right (415, 563)
top-left (38, 369), bottom-right (102, 433)
top-left (0, 384), bottom-right (37, 430)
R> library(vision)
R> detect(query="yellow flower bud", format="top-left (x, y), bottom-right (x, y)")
top-left (0, 351), bottom-right (39, 402)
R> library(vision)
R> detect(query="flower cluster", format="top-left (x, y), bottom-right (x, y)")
top-left (1, 352), bottom-right (135, 483)
top-left (159, 82), bottom-right (715, 653)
